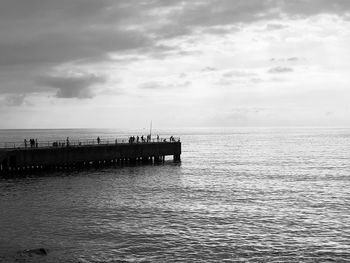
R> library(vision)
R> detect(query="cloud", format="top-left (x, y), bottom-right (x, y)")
top-left (139, 80), bottom-right (191, 90)
top-left (37, 73), bottom-right (106, 98)
top-left (3, 0), bottom-right (348, 71)
top-left (139, 81), bottom-right (165, 90)
top-left (149, 0), bottom-right (350, 40)
top-left (268, 66), bottom-right (294, 73)
top-left (1, 0), bottom-right (350, 99)
top-left (217, 70), bottom-right (260, 86)
top-left (202, 67), bottom-right (217, 72)
top-left (280, 0), bottom-right (350, 16)
top-left (265, 23), bottom-right (288, 31)
top-left (0, 28), bottom-right (151, 68)
top-left (270, 57), bottom-right (300, 62)
top-left (222, 70), bottom-right (256, 78)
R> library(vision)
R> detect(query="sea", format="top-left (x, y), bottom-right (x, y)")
top-left (0, 127), bottom-right (349, 263)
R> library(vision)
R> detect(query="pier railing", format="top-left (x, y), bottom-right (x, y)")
top-left (0, 137), bottom-right (180, 150)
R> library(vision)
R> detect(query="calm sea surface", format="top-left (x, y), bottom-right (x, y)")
top-left (0, 128), bottom-right (350, 262)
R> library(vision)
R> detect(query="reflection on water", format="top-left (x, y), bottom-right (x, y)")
top-left (1, 128), bottom-right (350, 262)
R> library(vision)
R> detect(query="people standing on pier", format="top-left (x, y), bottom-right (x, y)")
top-left (128, 136), bottom-right (136, 143)
top-left (29, 138), bottom-right (34, 148)
top-left (157, 135), bottom-right (159, 142)
top-left (66, 137), bottom-right (70, 147)
top-left (97, 137), bottom-right (100, 144)
top-left (24, 139), bottom-right (27, 148)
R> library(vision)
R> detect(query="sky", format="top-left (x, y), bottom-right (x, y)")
top-left (1, 0), bottom-right (350, 129)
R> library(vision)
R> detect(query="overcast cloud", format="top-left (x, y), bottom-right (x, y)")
top-left (1, 0), bottom-right (350, 128)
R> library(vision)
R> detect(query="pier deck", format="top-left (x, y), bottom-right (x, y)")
top-left (0, 140), bottom-right (181, 176)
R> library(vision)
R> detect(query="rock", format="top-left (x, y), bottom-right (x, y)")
top-left (22, 248), bottom-right (48, 256)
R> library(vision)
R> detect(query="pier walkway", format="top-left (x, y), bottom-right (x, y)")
top-left (0, 137), bottom-right (181, 176)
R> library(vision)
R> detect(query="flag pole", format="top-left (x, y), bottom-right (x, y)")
top-left (150, 120), bottom-right (152, 138)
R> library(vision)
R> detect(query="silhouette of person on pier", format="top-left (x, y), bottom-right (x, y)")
top-left (24, 139), bottom-right (27, 148)
top-left (29, 138), bottom-right (34, 148)
top-left (97, 137), bottom-right (100, 144)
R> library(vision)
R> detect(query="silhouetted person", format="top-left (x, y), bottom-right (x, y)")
top-left (157, 135), bottom-right (159, 142)
top-left (24, 139), bottom-right (27, 148)
top-left (35, 139), bottom-right (38, 148)
top-left (66, 137), bottom-right (70, 147)
top-left (97, 137), bottom-right (100, 144)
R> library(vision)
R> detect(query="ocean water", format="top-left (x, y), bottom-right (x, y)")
top-left (0, 127), bottom-right (350, 263)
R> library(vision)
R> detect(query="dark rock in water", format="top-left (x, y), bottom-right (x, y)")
top-left (22, 248), bottom-right (48, 256)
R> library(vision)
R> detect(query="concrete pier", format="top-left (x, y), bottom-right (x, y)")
top-left (0, 141), bottom-right (181, 176)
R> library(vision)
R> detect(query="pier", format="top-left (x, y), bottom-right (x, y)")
top-left (0, 137), bottom-right (181, 176)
